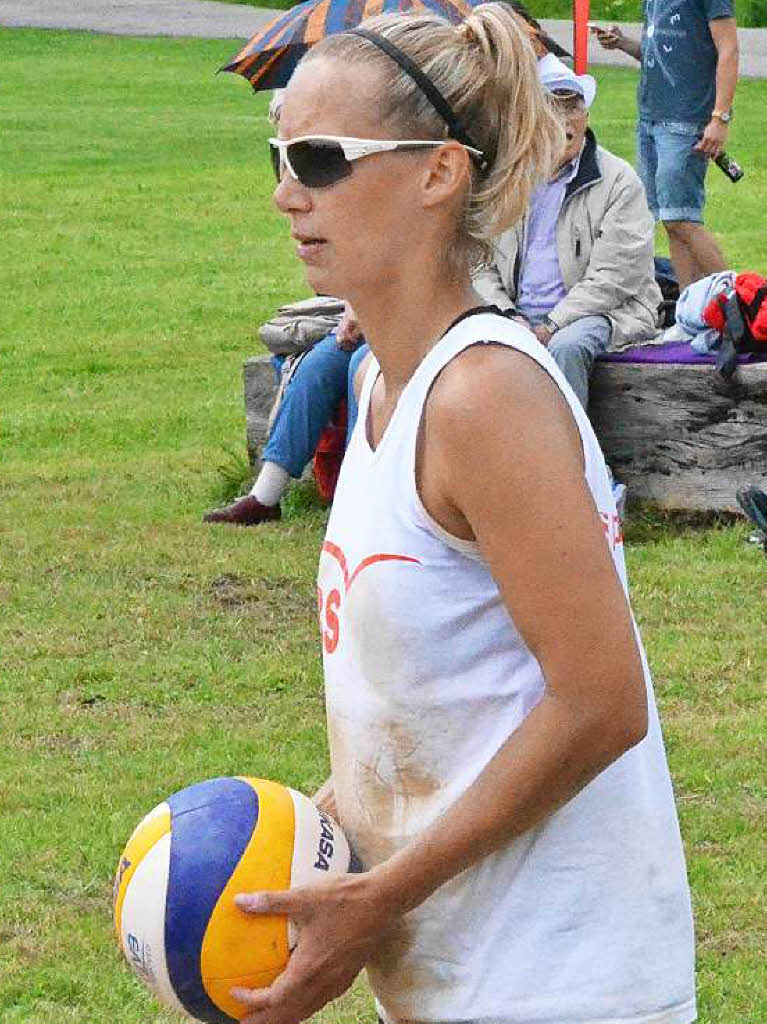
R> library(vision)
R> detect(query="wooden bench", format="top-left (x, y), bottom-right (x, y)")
top-left (589, 361), bottom-right (767, 511)
top-left (244, 354), bottom-right (767, 512)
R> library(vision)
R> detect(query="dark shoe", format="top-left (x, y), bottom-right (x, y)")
top-left (203, 495), bottom-right (281, 526)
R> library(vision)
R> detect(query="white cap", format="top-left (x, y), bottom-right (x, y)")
top-left (537, 53), bottom-right (596, 109)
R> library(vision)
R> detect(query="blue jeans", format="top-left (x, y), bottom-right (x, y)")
top-left (263, 335), bottom-right (367, 477)
top-left (346, 343), bottom-right (370, 445)
top-left (637, 119), bottom-right (708, 224)
top-left (530, 315), bottom-right (611, 410)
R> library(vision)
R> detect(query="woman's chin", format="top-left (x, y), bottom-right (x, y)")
top-left (304, 265), bottom-right (333, 295)
top-left (304, 264), bottom-right (354, 301)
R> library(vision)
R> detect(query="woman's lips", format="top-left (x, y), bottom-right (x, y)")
top-left (294, 236), bottom-right (326, 261)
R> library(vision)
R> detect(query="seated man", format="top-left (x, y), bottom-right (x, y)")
top-left (204, 306), bottom-right (367, 526)
top-left (473, 57), bottom-right (662, 411)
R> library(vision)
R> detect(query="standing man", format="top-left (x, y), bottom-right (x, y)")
top-left (593, 3), bottom-right (738, 291)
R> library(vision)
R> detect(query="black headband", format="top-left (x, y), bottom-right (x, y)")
top-left (349, 28), bottom-right (490, 175)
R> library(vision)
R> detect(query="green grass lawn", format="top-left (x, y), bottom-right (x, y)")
top-left (1, 28), bottom-right (766, 1024)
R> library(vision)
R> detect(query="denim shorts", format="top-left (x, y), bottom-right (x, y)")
top-left (636, 119), bottom-right (709, 223)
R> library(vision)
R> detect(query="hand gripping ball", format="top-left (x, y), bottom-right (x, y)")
top-left (113, 776), bottom-right (354, 1023)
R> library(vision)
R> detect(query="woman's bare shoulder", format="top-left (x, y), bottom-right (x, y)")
top-left (426, 341), bottom-right (579, 452)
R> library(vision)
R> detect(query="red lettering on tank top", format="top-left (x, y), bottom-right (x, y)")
top-left (323, 588), bottom-right (341, 653)
top-left (321, 541), bottom-right (420, 593)
top-left (318, 541), bottom-right (421, 654)
top-left (599, 511), bottom-right (624, 551)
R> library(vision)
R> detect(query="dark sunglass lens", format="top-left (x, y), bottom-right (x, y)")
top-left (289, 140), bottom-right (352, 188)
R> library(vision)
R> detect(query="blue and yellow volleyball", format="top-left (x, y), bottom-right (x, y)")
top-left (113, 776), bottom-right (354, 1023)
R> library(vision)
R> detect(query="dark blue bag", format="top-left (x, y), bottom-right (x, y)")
top-left (654, 257), bottom-right (679, 328)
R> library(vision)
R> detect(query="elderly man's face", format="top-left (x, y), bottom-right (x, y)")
top-left (552, 93), bottom-right (588, 168)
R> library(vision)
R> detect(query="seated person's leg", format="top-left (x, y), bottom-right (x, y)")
top-left (262, 335), bottom-right (353, 477)
top-left (345, 343), bottom-right (371, 445)
top-left (205, 334), bottom-right (353, 525)
top-left (548, 316), bottom-right (626, 514)
top-left (547, 315), bottom-right (611, 410)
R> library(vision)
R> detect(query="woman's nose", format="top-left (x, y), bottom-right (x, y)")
top-left (273, 173), bottom-right (312, 215)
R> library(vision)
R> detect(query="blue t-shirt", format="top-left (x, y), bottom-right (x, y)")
top-left (638, 0), bottom-right (734, 125)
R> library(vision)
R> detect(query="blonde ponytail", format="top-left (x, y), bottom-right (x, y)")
top-left (454, 5), bottom-right (565, 243)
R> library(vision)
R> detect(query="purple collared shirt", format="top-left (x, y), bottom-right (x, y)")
top-left (516, 156), bottom-right (579, 322)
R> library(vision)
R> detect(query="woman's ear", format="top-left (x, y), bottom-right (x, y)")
top-left (420, 142), bottom-right (472, 210)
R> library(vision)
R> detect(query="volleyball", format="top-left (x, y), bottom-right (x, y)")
top-left (113, 776), bottom-right (354, 1023)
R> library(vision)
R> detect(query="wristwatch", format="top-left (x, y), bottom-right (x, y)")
top-left (712, 109), bottom-right (733, 123)
top-left (542, 316), bottom-right (559, 333)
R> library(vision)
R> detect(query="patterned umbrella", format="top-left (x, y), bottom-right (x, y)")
top-left (220, 0), bottom-right (568, 92)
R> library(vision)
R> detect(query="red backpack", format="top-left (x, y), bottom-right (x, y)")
top-left (312, 399), bottom-right (347, 504)
top-left (703, 272), bottom-right (767, 377)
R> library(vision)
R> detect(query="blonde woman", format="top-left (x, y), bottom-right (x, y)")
top-left (233, 7), bottom-right (696, 1024)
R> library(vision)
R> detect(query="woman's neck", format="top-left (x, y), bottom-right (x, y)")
top-left (349, 265), bottom-right (479, 391)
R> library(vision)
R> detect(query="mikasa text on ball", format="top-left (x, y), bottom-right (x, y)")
top-left (113, 776), bottom-right (354, 1023)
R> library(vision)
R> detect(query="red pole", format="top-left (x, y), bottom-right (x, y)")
top-left (573, 0), bottom-right (590, 73)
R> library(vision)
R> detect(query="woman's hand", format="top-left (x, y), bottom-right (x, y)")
top-left (335, 302), bottom-right (363, 351)
top-left (230, 873), bottom-right (394, 1024)
top-left (532, 323), bottom-right (553, 347)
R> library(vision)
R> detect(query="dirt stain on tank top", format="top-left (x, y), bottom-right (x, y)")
top-left (328, 714), bottom-right (445, 869)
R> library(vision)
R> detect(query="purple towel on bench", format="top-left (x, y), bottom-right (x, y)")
top-left (598, 341), bottom-right (764, 365)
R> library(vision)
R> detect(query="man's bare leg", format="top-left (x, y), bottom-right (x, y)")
top-left (664, 220), bottom-right (727, 291)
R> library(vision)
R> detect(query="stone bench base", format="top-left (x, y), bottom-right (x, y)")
top-left (589, 361), bottom-right (767, 511)
top-left (244, 354), bottom-right (767, 512)
top-left (244, 355), bottom-right (280, 466)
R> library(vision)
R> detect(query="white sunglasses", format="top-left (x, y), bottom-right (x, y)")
top-left (269, 134), bottom-right (485, 188)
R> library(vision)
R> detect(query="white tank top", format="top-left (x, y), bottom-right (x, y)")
top-left (318, 313), bottom-right (695, 1024)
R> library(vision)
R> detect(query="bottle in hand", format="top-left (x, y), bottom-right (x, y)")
top-left (713, 151), bottom-right (744, 183)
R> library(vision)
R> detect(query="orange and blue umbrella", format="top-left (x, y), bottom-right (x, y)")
top-left (220, 0), bottom-right (567, 92)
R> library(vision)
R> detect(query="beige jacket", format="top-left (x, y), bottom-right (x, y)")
top-left (473, 130), bottom-right (662, 350)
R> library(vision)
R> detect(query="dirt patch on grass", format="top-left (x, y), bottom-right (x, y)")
top-left (696, 922), bottom-right (767, 956)
top-left (0, 922), bottom-right (48, 965)
top-left (209, 573), bottom-right (315, 625)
